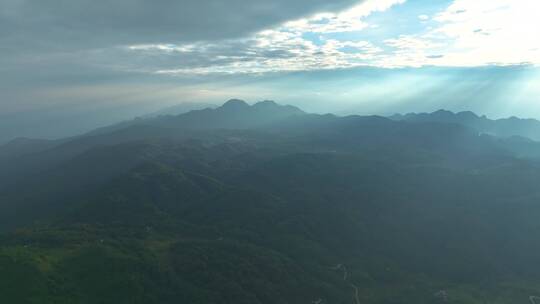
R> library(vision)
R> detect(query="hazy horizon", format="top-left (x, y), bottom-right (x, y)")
top-left (3, 1), bottom-right (540, 302)
top-left (2, 0), bottom-right (539, 142)
top-left (3, 89), bottom-right (540, 144)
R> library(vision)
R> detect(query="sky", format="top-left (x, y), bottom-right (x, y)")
top-left (1, 0), bottom-right (540, 142)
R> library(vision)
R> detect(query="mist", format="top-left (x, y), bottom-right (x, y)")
top-left (3, 0), bottom-right (540, 303)
top-left (2, 65), bottom-right (539, 143)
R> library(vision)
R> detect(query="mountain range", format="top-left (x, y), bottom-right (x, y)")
top-left (391, 109), bottom-right (540, 141)
top-left (2, 100), bottom-right (540, 303)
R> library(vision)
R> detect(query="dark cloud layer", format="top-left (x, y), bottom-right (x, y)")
top-left (2, 0), bottom-right (536, 144)
top-left (1, 0), bottom-right (360, 49)
top-left (0, 0), bottom-right (361, 118)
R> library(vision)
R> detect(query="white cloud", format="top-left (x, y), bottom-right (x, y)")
top-left (385, 36), bottom-right (442, 50)
top-left (146, 0), bottom-right (403, 74)
top-left (384, 0), bottom-right (540, 67)
top-left (431, 0), bottom-right (540, 66)
top-left (128, 44), bottom-right (195, 53)
top-left (284, 0), bottom-right (406, 33)
top-left (129, 0), bottom-right (540, 74)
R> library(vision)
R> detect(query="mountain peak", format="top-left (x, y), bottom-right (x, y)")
top-left (253, 100), bottom-right (278, 107)
top-left (457, 111), bottom-right (479, 119)
top-left (390, 109), bottom-right (540, 141)
top-left (432, 109), bottom-right (454, 116)
top-left (221, 99), bottom-right (250, 109)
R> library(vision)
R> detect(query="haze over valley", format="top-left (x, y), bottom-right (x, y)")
top-left (1, 0), bottom-right (540, 303)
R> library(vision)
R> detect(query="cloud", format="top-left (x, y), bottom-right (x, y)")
top-left (0, 0), bottom-right (408, 81)
top-left (3, 0), bottom-right (540, 142)
top-left (283, 0), bottom-right (405, 34)
top-left (4, 0), bottom-right (539, 78)
top-left (144, 36), bottom-right (383, 75)
top-left (0, 0), bottom-right (405, 135)
top-left (127, 0), bottom-right (403, 74)
top-left (0, 0), bottom-right (368, 87)
top-left (121, 0), bottom-right (540, 73)
top-left (430, 0), bottom-right (540, 66)
top-left (381, 0), bottom-right (540, 67)
top-left (3, 0), bottom-right (538, 85)
top-left (0, 0), bottom-right (369, 114)
top-left (0, 0), bottom-right (362, 50)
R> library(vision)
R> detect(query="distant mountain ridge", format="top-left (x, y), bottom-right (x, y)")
top-left (3, 101), bottom-right (540, 165)
top-left (152, 99), bottom-right (306, 130)
top-left (87, 99), bottom-right (304, 136)
top-left (0, 137), bottom-right (56, 159)
top-left (390, 109), bottom-right (540, 141)
top-left (141, 102), bottom-right (217, 118)
top-left (3, 99), bottom-right (540, 303)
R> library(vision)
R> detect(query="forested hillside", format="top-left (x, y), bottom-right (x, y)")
top-left (2, 101), bottom-right (540, 303)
